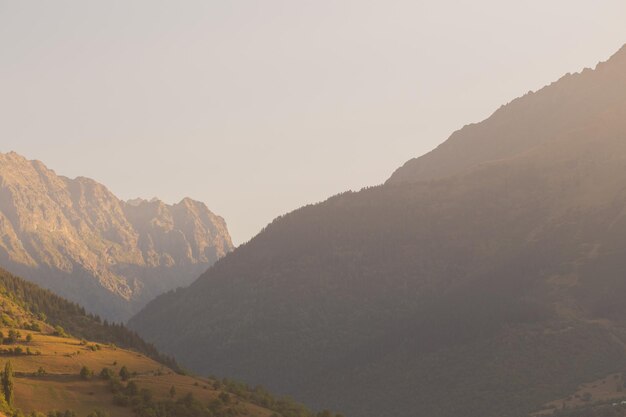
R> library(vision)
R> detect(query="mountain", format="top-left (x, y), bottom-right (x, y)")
top-left (0, 152), bottom-right (233, 321)
top-left (0, 266), bottom-right (178, 370)
top-left (0, 267), bottom-right (336, 417)
top-left (129, 44), bottom-right (626, 417)
top-left (387, 44), bottom-right (626, 184)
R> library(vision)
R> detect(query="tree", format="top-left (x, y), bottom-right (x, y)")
top-left (169, 385), bottom-right (176, 398)
top-left (2, 360), bottom-right (14, 405)
top-left (119, 365), bottom-right (130, 381)
top-left (7, 329), bottom-right (21, 344)
top-left (26, 333), bottom-right (33, 343)
top-left (53, 325), bottom-right (68, 337)
top-left (100, 367), bottom-right (113, 380)
top-left (125, 381), bottom-right (139, 396)
top-left (80, 366), bottom-right (92, 380)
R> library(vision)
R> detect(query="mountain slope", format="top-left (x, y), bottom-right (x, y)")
top-left (0, 267), bottom-right (330, 417)
top-left (0, 266), bottom-right (178, 370)
top-left (129, 44), bottom-right (626, 417)
top-left (387, 44), bottom-right (626, 184)
top-left (0, 152), bottom-right (233, 321)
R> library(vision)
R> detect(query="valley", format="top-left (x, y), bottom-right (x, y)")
top-left (1, 4), bottom-right (625, 416)
top-left (128, 44), bottom-right (626, 417)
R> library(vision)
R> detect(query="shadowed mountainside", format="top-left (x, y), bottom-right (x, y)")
top-left (0, 267), bottom-right (336, 417)
top-left (0, 152), bottom-right (233, 321)
top-left (129, 45), bottom-right (626, 417)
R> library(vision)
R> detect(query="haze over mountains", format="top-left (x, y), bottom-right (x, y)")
top-left (0, 152), bottom-right (233, 321)
top-left (129, 44), bottom-right (626, 417)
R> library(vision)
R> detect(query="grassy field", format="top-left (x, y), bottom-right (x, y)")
top-left (0, 328), bottom-right (276, 416)
top-left (0, 268), bottom-right (332, 417)
top-left (0, 270), bottom-right (279, 416)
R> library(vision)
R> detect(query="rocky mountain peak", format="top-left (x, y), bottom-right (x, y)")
top-left (0, 151), bottom-right (233, 321)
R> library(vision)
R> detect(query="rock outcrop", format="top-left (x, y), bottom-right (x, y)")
top-left (0, 151), bottom-right (233, 321)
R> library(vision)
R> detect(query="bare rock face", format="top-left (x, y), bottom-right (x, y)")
top-left (0, 152), bottom-right (233, 321)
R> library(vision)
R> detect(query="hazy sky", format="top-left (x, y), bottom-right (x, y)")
top-left (1, 1), bottom-right (625, 244)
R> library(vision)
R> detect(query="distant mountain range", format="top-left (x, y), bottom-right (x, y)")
top-left (0, 151), bottom-right (233, 321)
top-left (129, 44), bottom-right (626, 417)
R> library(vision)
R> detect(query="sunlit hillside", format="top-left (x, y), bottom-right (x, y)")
top-left (0, 268), bottom-right (342, 417)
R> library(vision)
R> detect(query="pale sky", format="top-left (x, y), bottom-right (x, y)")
top-left (1, 1), bottom-right (625, 244)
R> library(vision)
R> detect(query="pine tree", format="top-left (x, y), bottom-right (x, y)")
top-left (2, 360), bottom-right (14, 405)
top-left (119, 365), bottom-right (130, 381)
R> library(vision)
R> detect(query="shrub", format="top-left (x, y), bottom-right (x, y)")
top-left (6, 329), bottom-right (21, 344)
top-left (113, 393), bottom-right (130, 406)
top-left (53, 326), bottom-right (68, 338)
top-left (119, 366), bottom-right (130, 381)
top-left (99, 367), bottom-right (113, 380)
top-left (108, 376), bottom-right (123, 394)
top-left (125, 381), bottom-right (139, 397)
top-left (80, 366), bottom-right (92, 380)
top-left (46, 411), bottom-right (76, 417)
top-left (86, 410), bottom-right (108, 417)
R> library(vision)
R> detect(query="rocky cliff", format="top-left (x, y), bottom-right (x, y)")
top-left (0, 151), bottom-right (233, 321)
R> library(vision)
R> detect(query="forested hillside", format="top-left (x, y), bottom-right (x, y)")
top-left (0, 267), bottom-right (178, 370)
top-left (130, 45), bottom-right (626, 417)
top-left (0, 267), bottom-right (341, 417)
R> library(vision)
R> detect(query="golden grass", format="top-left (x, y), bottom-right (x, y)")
top-left (14, 377), bottom-right (135, 417)
top-left (0, 327), bottom-right (275, 416)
